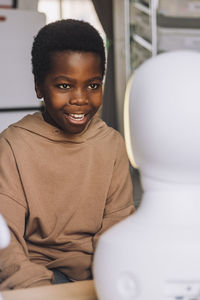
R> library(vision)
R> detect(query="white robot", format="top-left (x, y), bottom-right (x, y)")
top-left (0, 215), bottom-right (10, 249)
top-left (93, 51), bottom-right (200, 300)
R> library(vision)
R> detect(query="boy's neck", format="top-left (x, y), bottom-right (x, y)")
top-left (42, 110), bottom-right (58, 129)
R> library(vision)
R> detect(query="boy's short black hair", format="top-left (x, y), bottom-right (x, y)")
top-left (31, 19), bottom-right (106, 85)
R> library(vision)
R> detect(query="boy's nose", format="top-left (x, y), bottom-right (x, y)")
top-left (69, 89), bottom-right (88, 105)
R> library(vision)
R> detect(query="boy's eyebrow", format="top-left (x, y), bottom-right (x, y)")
top-left (88, 76), bottom-right (103, 82)
top-left (53, 76), bottom-right (74, 82)
top-left (53, 75), bottom-right (103, 82)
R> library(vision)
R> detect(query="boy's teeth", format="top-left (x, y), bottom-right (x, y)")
top-left (71, 113), bottom-right (84, 117)
top-left (69, 113), bottom-right (85, 120)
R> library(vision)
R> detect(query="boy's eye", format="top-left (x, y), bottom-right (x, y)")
top-left (88, 83), bottom-right (100, 90)
top-left (57, 83), bottom-right (71, 89)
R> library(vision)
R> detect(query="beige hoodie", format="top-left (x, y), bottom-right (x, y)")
top-left (0, 112), bottom-right (134, 290)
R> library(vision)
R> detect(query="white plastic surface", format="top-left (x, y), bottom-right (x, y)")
top-left (0, 214), bottom-right (10, 249)
top-left (93, 51), bottom-right (200, 300)
top-left (129, 51), bottom-right (200, 184)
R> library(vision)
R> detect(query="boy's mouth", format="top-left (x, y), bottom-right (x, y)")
top-left (64, 112), bottom-right (89, 125)
top-left (68, 113), bottom-right (85, 121)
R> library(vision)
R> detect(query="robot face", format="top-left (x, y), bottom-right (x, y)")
top-left (126, 51), bottom-right (200, 184)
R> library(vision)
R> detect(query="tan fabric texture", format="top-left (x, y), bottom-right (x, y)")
top-left (0, 112), bottom-right (134, 290)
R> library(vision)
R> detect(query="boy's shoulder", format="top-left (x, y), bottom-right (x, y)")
top-left (88, 117), bottom-right (127, 158)
top-left (89, 116), bottom-right (124, 144)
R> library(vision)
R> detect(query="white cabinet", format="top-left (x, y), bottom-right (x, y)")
top-left (0, 9), bottom-right (45, 132)
top-left (0, 9), bottom-right (45, 108)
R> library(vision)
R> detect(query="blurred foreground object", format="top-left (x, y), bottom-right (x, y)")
top-left (93, 51), bottom-right (200, 300)
top-left (0, 214), bottom-right (10, 249)
top-left (1, 280), bottom-right (97, 300)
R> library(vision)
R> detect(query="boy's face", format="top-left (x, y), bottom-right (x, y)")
top-left (35, 51), bottom-right (103, 134)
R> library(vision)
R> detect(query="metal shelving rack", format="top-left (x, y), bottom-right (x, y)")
top-left (129, 0), bottom-right (158, 71)
top-left (129, 0), bottom-right (200, 72)
top-left (131, 0), bottom-right (158, 55)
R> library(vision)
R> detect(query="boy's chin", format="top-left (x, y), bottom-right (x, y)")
top-left (62, 123), bottom-right (88, 135)
top-left (62, 115), bottom-right (94, 134)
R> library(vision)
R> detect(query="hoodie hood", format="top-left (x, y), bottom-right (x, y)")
top-left (10, 112), bottom-right (110, 143)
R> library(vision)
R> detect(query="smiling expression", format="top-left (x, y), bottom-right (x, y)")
top-left (35, 51), bottom-right (103, 134)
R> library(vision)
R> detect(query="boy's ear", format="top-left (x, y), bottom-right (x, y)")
top-left (35, 82), bottom-right (43, 99)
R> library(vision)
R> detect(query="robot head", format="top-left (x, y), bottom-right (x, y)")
top-left (125, 51), bottom-right (200, 185)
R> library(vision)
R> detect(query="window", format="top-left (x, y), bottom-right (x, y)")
top-left (38, 0), bottom-right (105, 42)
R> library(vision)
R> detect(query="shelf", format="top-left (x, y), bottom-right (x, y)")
top-left (134, 2), bottom-right (151, 15)
top-left (133, 33), bottom-right (152, 52)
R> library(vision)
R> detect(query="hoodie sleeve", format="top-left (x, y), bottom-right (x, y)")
top-left (93, 134), bottom-right (135, 248)
top-left (0, 137), bottom-right (53, 290)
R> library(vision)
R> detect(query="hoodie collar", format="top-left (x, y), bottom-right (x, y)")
top-left (12, 112), bottom-right (109, 143)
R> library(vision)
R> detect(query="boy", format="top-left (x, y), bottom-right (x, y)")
top-left (0, 19), bottom-right (134, 290)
